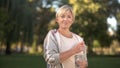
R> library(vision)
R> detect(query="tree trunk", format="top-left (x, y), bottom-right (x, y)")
top-left (5, 40), bottom-right (11, 55)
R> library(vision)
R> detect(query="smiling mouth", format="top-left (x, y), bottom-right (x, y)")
top-left (63, 22), bottom-right (69, 24)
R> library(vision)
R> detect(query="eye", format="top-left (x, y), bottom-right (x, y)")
top-left (68, 16), bottom-right (71, 18)
top-left (61, 15), bottom-right (65, 18)
top-left (67, 15), bottom-right (72, 18)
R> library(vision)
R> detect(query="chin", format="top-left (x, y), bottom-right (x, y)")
top-left (62, 27), bottom-right (69, 29)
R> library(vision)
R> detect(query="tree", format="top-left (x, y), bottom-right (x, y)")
top-left (0, 0), bottom-right (56, 54)
top-left (0, 0), bottom-right (16, 54)
top-left (69, 0), bottom-right (118, 54)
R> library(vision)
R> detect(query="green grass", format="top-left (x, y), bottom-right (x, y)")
top-left (0, 54), bottom-right (120, 68)
top-left (88, 55), bottom-right (120, 68)
top-left (0, 54), bottom-right (46, 68)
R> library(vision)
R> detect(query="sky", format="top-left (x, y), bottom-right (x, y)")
top-left (118, 0), bottom-right (120, 3)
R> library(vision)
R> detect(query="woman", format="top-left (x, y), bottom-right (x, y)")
top-left (44, 5), bottom-right (88, 68)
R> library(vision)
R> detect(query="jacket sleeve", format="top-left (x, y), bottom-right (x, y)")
top-left (43, 30), bottom-right (60, 65)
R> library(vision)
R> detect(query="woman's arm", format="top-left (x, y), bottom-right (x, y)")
top-left (60, 42), bottom-right (85, 63)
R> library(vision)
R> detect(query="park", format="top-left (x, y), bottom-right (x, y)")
top-left (0, 0), bottom-right (120, 68)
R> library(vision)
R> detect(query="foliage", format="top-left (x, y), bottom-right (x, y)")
top-left (0, 0), bottom-right (120, 54)
top-left (69, 0), bottom-right (120, 47)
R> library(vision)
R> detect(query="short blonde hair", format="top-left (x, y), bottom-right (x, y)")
top-left (56, 5), bottom-right (75, 21)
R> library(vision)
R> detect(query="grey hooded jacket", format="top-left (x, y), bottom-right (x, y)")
top-left (43, 29), bottom-right (87, 68)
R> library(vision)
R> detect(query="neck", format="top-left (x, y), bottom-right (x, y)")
top-left (58, 28), bottom-right (70, 33)
top-left (58, 28), bottom-right (72, 38)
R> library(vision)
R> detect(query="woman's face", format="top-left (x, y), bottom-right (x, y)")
top-left (56, 10), bottom-right (74, 29)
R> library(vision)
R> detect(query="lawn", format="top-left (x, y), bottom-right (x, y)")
top-left (0, 54), bottom-right (120, 68)
top-left (0, 54), bottom-right (46, 68)
top-left (88, 55), bottom-right (120, 68)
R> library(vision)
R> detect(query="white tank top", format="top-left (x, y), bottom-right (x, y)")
top-left (59, 33), bottom-right (79, 68)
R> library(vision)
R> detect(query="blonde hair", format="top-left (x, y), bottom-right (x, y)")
top-left (56, 5), bottom-right (75, 21)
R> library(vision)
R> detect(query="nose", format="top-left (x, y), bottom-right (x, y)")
top-left (63, 17), bottom-right (68, 20)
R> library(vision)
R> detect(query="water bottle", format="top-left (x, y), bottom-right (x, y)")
top-left (75, 50), bottom-right (86, 68)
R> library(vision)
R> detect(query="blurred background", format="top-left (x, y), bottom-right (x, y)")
top-left (0, 0), bottom-right (120, 68)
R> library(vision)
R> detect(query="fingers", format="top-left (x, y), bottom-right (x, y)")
top-left (79, 41), bottom-right (84, 45)
top-left (78, 42), bottom-right (85, 51)
top-left (72, 41), bottom-right (85, 54)
top-left (76, 60), bottom-right (87, 68)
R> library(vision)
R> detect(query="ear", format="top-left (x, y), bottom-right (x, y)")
top-left (56, 18), bottom-right (58, 23)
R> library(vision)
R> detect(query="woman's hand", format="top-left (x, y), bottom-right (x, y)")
top-left (76, 60), bottom-right (88, 68)
top-left (72, 42), bottom-right (85, 54)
